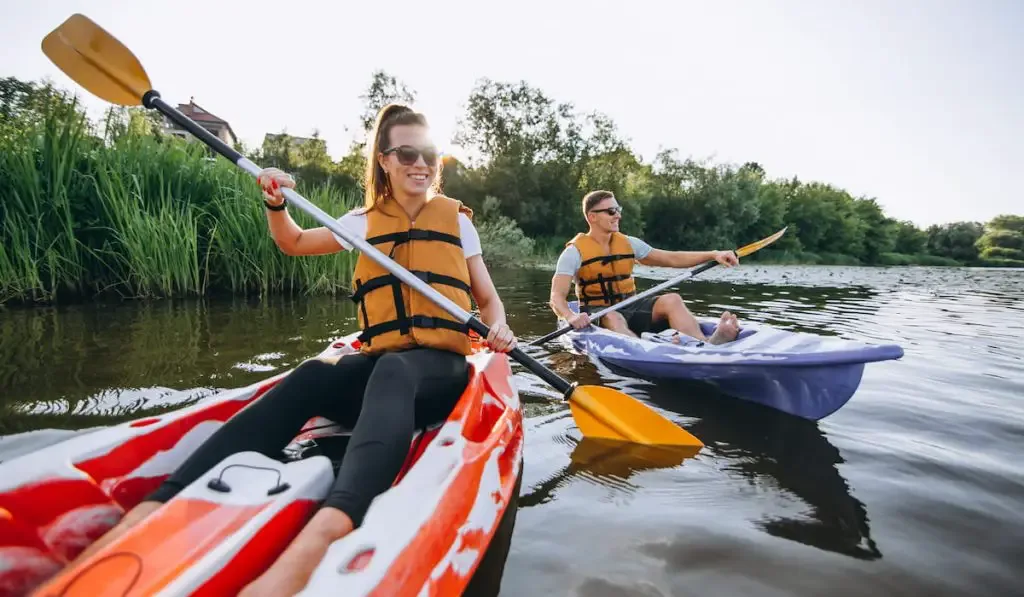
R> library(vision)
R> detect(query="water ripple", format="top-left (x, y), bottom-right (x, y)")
top-left (2, 265), bottom-right (1023, 596)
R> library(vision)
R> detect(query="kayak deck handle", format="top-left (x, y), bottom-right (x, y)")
top-left (206, 463), bottom-right (292, 496)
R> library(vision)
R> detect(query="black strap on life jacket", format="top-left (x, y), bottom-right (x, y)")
top-left (350, 271), bottom-right (470, 303)
top-left (577, 273), bottom-right (633, 288)
top-left (578, 251), bottom-right (635, 306)
top-left (581, 283), bottom-right (636, 306)
top-left (366, 229), bottom-right (462, 258)
top-left (353, 230), bottom-right (470, 347)
top-left (358, 315), bottom-right (470, 346)
top-left (579, 252), bottom-right (634, 268)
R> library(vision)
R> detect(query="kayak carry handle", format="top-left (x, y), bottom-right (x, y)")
top-left (206, 463), bottom-right (292, 496)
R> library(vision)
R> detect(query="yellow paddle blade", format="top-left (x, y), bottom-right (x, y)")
top-left (736, 226), bottom-right (787, 258)
top-left (41, 13), bottom-right (151, 106)
top-left (568, 385), bottom-right (704, 448)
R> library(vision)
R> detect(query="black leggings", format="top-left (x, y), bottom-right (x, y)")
top-left (147, 348), bottom-right (469, 526)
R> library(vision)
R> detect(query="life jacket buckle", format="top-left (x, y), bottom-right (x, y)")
top-left (409, 315), bottom-right (440, 329)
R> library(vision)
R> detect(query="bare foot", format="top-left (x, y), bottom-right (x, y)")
top-left (707, 311), bottom-right (740, 345)
top-left (239, 508), bottom-right (354, 597)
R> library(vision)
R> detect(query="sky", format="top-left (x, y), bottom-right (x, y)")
top-left (2, 0), bottom-right (1021, 228)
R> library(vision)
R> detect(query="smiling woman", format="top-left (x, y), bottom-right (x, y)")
top-left (62, 103), bottom-right (523, 597)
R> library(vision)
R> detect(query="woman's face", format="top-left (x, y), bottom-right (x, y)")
top-left (379, 124), bottom-right (439, 197)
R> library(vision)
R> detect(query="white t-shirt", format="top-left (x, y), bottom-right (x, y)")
top-left (330, 210), bottom-right (482, 257)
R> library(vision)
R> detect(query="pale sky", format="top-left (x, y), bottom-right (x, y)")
top-left (2, 0), bottom-right (1020, 228)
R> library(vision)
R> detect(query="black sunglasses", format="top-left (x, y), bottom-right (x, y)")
top-left (590, 206), bottom-right (622, 216)
top-left (382, 144), bottom-right (441, 167)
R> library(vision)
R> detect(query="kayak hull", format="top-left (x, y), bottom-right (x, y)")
top-left (564, 301), bottom-right (902, 420)
top-left (0, 332), bottom-right (524, 597)
top-left (593, 351), bottom-right (867, 420)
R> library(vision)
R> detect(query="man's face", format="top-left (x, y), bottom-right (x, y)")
top-left (587, 198), bottom-right (623, 233)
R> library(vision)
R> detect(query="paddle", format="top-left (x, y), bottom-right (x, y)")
top-left (530, 227), bottom-right (787, 346)
top-left (41, 13), bottom-right (702, 449)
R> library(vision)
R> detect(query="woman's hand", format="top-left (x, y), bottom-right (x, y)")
top-left (485, 322), bottom-right (518, 353)
top-left (257, 168), bottom-right (296, 207)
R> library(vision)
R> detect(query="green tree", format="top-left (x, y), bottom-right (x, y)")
top-left (987, 214), bottom-right (1024, 233)
top-left (744, 177), bottom-right (799, 253)
top-left (452, 79), bottom-right (635, 239)
top-left (454, 79), bottom-right (576, 165)
top-left (852, 198), bottom-right (896, 264)
top-left (358, 70), bottom-right (416, 135)
top-left (926, 221), bottom-right (984, 263)
top-left (976, 214), bottom-right (1024, 263)
top-left (892, 220), bottom-right (927, 255)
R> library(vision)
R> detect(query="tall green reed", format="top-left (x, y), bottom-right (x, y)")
top-left (0, 95), bottom-right (91, 302)
top-left (91, 151), bottom-right (204, 298)
top-left (1, 96), bottom-right (361, 305)
top-left (206, 179), bottom-right (360, 296)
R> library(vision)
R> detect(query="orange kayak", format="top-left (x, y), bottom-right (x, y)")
top-left (0, 333), bottom-right (524, 597)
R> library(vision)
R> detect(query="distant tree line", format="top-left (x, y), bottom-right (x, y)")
top-left (245, 72), bottom-right (1023, 268)
top-left (2, 73), bottom-right (1021, 304)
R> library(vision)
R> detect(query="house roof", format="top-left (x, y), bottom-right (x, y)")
top-left (177, 99), bottom-right (227, 124)
top-left (174, 98), bottom-right (238, 142)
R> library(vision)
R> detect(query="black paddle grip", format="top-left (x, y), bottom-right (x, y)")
top-left (143, 91), bottom-right (246, 165)
top-left (531, 324), bottom-right (570, 346)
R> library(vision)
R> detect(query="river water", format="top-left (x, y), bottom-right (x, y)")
top-left (2, 264), bottom-right (1022, 596)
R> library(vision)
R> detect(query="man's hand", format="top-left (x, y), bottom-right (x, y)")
top-left (568, 312), bottom-right (592, 329)
top-left (714, 250), bottom-right (739, 267)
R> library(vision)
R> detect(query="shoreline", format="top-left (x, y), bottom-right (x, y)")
top-left (8, 260), bottom-right (1022, 309)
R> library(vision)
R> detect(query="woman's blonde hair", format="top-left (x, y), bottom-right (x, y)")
top-left (363, 103), bottom-right (442, 212)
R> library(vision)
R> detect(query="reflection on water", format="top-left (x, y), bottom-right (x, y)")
top-left (0, 296), bottom-right (360, 434)
top-left (645, 381), bottom-right (882, 561)
top-left (2, 264), bottom-right (1024, 597)
top-left (520, 437), bottom-right (701, 509)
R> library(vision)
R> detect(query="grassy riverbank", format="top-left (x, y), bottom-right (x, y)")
top-left (1, 98), bottom-right (362, 304)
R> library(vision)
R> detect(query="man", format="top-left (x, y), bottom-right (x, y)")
top-left (549, 190), bottom-right (741, 344)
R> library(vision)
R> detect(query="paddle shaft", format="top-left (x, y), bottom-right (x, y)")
top-left (529, 252), bottom-right (733, 346)
top-left (142, 91), bottom-right (576, 398)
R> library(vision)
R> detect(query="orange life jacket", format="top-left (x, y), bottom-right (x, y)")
top-left (568, 232), bottom-right (637, 309)
top-left (351, 195), bottom-right (474, 356)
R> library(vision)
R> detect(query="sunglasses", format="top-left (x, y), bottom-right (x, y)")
top-left (590, 206), bottom-right (622, 216)
top-left (382, 144), bottom-right (441, 167)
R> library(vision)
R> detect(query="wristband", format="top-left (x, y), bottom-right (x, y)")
top-left (264, 198), bottom-right (287, 211)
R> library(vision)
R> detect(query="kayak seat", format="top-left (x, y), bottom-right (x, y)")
top-left (282, 415), bottom-right (445, 486)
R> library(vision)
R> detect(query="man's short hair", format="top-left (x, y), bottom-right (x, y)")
top-left (582, 190), bottom-right (615, 215)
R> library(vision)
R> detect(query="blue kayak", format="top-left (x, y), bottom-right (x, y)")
top-left (563, 301), bottom-right (904, 420)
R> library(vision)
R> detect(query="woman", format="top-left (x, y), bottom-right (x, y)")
top-left (71, 104), bottom-right (518, 596)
